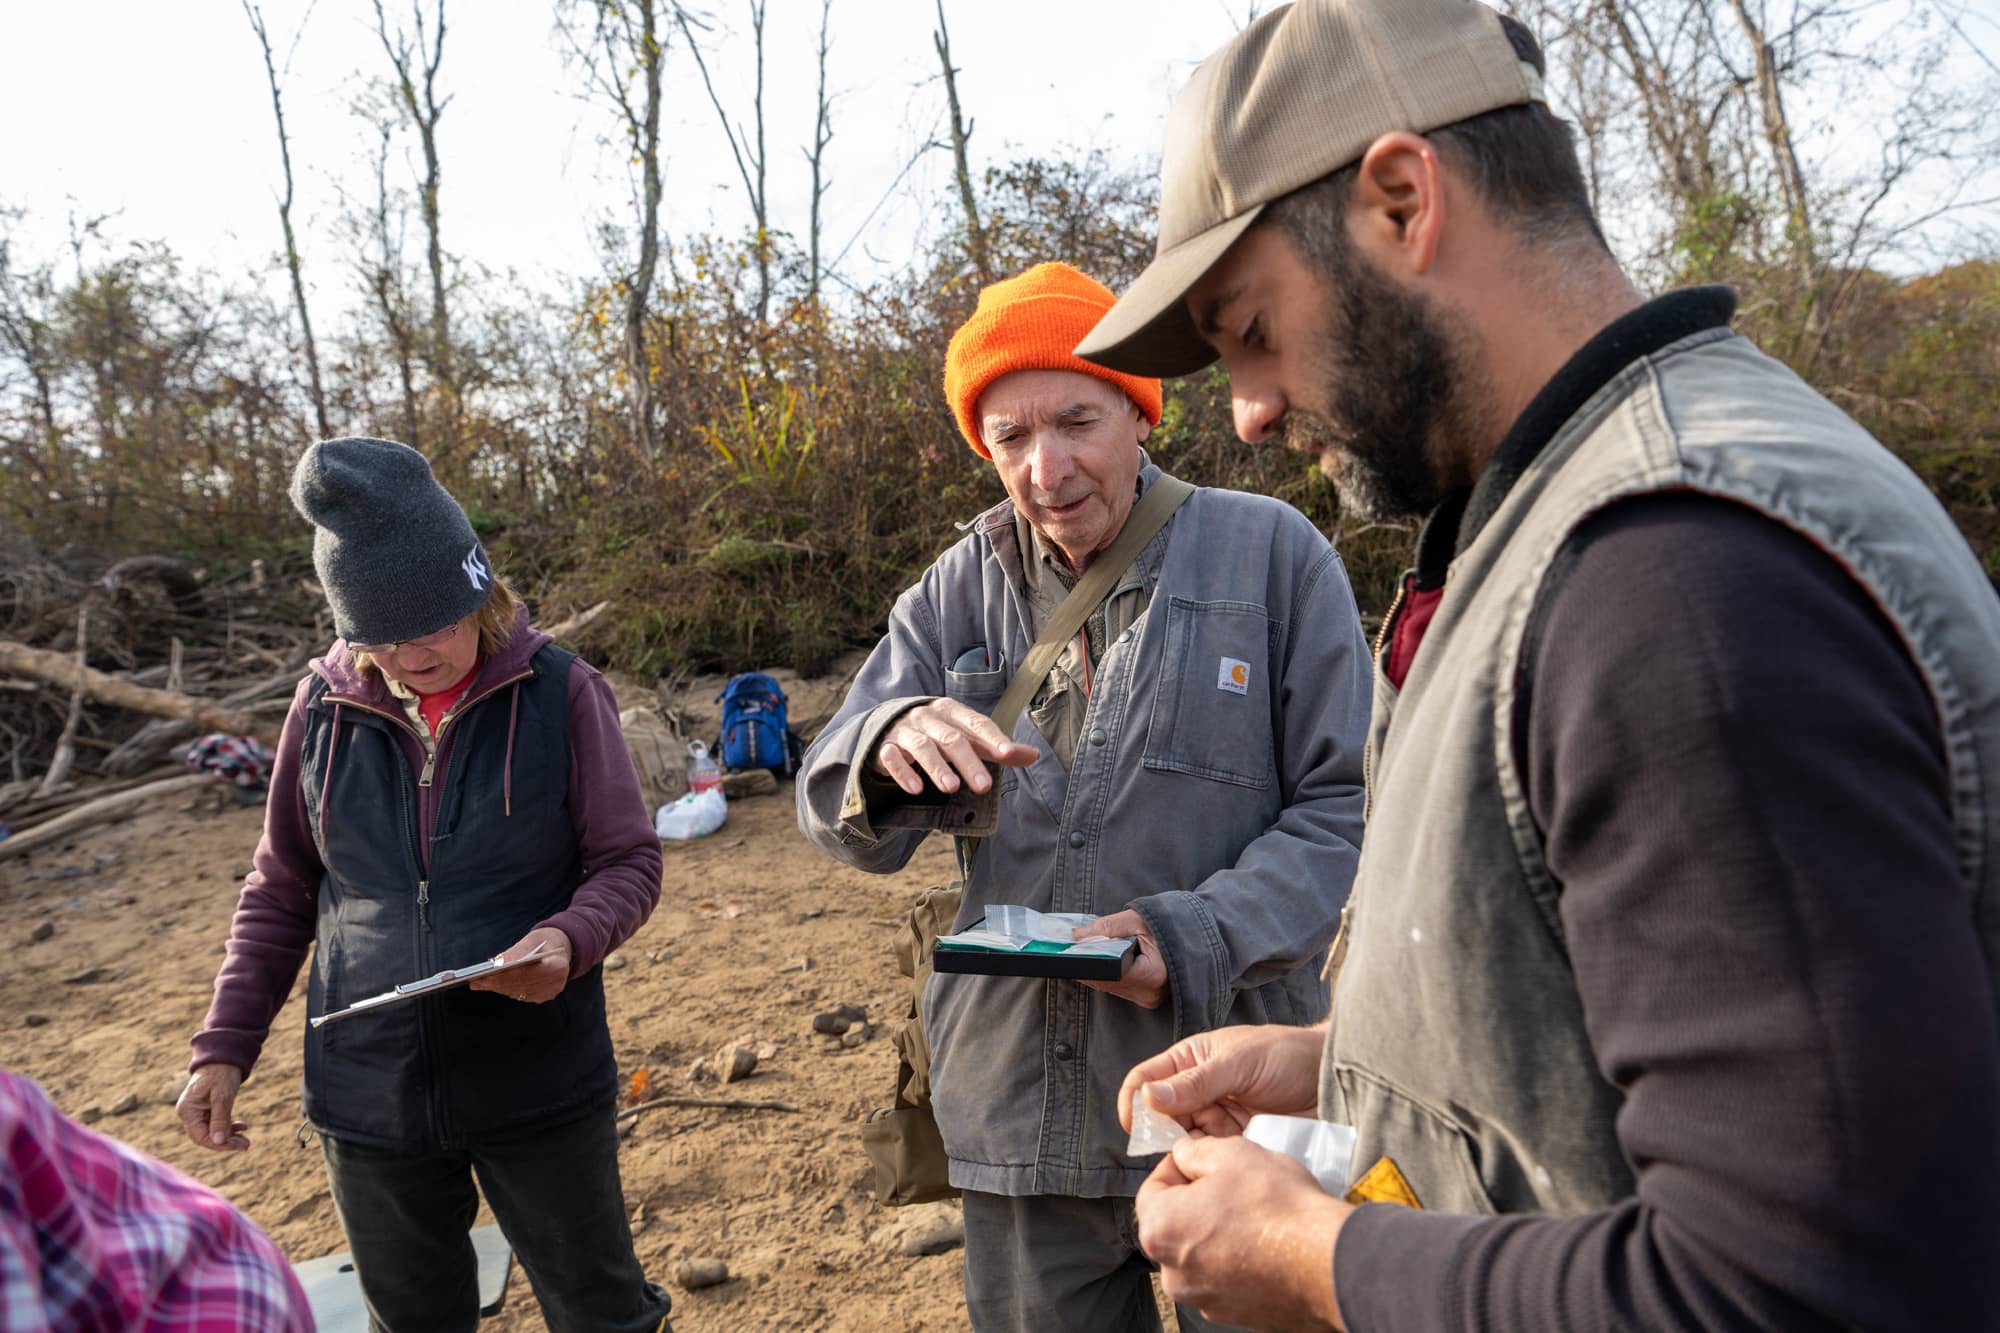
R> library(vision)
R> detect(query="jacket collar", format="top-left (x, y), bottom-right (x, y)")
top-left (1412, 286), bottom-right (1738, 586)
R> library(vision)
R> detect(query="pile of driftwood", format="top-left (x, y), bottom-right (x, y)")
top-left (0, 534), bottom-right (621, 864)
top-left (0, 542), bottom-right (326, 862)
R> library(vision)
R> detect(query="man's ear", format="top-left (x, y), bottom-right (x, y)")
top-left (1130, 395), bottom-right (1154, 444)
top-left (1351, 130), bottom-right (1446, 278)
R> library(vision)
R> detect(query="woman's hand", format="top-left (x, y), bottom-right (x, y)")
top-left (469, 926), bottom-right (574, 1003)
top-left (175, 1063), bottom-right (251, 1152)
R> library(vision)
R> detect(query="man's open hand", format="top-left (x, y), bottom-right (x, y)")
top-left (870, 698), bottom-right (1038, 796)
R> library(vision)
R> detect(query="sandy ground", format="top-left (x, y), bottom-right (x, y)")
top-left (0, 664), bottom-right (1022, 1331)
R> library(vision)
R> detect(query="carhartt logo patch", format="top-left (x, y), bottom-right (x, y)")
top-left (462, 545), bottom-right (490, 591)
top-left (1216, 657), bottom-right (1249, 695)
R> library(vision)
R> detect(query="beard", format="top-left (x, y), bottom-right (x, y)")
top-left (1283, 245), bottom-right (1489, 524)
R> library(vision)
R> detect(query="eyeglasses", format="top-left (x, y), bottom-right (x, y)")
top-left (351, 622), bottom-right (462, 657)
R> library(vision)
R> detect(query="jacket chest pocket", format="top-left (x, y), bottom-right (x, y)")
top-left (1142, 598), bottom-right (1274, 789)
top-left (945, 664), bottom-right (1020, 797)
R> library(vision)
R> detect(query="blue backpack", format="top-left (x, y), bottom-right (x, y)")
top-left (717, 672), bottom-right (796, 776)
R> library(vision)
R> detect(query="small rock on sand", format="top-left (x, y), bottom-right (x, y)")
top-left (29, 922), bottom-right (54, 944)
top-left (108, 1093), bottom-right (140, 1116)
top-left (870, 1202), bottom-right (965, 1257)
top-left (810, 1003), bottom-right (867, 1035)
top-left (716, 1044), bottom-right (758, 1083)
top-left (673, 1257), bottom-right (729, 1290)
top-left (23, 1015), bottom-right (49, 1029)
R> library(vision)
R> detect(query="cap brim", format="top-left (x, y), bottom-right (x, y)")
top-left (1074, 205), bottom-right (1265, 378)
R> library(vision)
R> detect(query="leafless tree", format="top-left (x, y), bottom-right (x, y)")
top-left (1525, 0), bottom-right (1998, 366)
top-left (933, 0), bottom-right (991, 285)
top-left (558, 0), bottom-right (668, 462)
top-left (242, 0), bottom-right (330, 439)
top-left (675, 2), bottom-right (773, 328)
top-left (0, 222), bottom-right (60, 464)
top-left (371, 0), bottom-right (455, 408)
top-left (1725, 0), bottom-right (1815, 310)
top-left (805, 0), bottom-right (835, 305)
top-left (346, 98), bottom-right (423, 449)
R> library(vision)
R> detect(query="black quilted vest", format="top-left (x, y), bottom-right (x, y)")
top-left (296, 643), bottom-right (614, 1151)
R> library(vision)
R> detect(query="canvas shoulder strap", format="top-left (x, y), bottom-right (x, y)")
top-left (993, 473), bottom-right (1195, 739)
top-left (954, 474), bottom-right (1194, 879)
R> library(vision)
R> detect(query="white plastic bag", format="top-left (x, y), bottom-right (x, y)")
top-left (655, 787), bottom-right (727, 840)
top-left (1244, 1114), bottom-right (1358, 1195)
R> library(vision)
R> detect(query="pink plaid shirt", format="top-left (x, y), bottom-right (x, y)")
top-left (0, 1070), bottom-right (310, 1332)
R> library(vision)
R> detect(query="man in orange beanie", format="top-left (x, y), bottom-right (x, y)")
top-left (798, 261), bottom-right (1371, 1332)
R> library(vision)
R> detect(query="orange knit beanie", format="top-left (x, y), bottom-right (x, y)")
top-left (943, 263), bottom-right (1164, 458)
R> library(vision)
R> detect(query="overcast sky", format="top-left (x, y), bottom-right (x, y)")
top-left (5, 1), bottom-right (1997, 322)
top-left (0, 0), bottom-right (1264, 309)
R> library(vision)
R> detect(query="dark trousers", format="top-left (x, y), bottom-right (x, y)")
top-left (961, 1191), bottom-right (1250, 1333)
top-left (321, 1109), bottom-right (670, 1333)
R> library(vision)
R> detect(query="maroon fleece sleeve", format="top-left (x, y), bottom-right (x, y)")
top-left (535, 659), bottom-right (664, 975)
top-left (187, 679), bottom-right (323, 1078)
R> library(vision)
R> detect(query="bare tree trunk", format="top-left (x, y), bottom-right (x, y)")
top-left (751, 0), bottom-right (769, 328)
top-left (0, 775), bottom-right (215, 863)
top-left (674, 2), bottom-right (771, 328)
top-left (628, 1), bottom-right (668, 456)
top-left (244, 1), bottom-right (331, 439)
top-left (0, 639), bottom-right (282, 746)
top-left (365, 122), bottom-right (423, 449)
top-left (558, 0), bottom-right (669, 463)
top-left (933, 0), bottom-right (990, 285)
top-left (35, 603), bottom-right (90, 797)
top-left (1725, 0), bottom-right (1819, 338)
top-left (373, 0), bottom-right (456, 416)
top-left (806, 0), bottom-right (834, 305)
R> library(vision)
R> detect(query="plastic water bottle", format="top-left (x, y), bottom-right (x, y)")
top-left (688, 740), bottom-right (722, 794)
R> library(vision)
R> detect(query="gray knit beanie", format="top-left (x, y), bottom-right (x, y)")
top-left (290, 437), bottom-right (493, 646)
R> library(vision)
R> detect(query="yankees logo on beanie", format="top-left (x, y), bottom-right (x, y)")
top-left (289, 436), bottom-right (493, 646)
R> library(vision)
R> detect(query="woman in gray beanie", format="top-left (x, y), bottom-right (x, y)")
top-left (175, 438), bottom-right (672, 1333)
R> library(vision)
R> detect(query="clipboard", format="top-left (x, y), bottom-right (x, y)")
top-left (309, 943), bottom-right (549, 1028)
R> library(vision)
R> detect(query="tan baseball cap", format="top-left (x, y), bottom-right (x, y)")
top-left (1076, 0), bottom-right (1541, 377)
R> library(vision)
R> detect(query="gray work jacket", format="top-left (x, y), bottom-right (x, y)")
top-left (798, 465), bottom-right (1370, 1196)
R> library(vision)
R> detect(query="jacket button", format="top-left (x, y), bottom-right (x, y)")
top-left (1052, 1041), bottom-right (1074, 1060)
top-left (1089, 728), bottom-right (1107, 746)
top-left (1068, 831), bottom-right (1086, 849)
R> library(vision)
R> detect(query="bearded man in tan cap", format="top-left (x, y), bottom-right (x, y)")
top-left (797, 262), bottom-right (1369, 1331)
top-left (1080, 2), bottom-right (2000, 1330)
